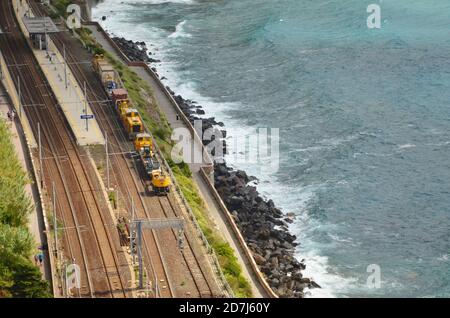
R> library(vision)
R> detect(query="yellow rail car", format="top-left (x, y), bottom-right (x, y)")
top-left (151, 170), bottom-right (171, 195)
top-left (134, 132), bottom-right (153, 156)
top-left (94, 57), bottom-right (171, 196)
top-left (123, 108), bottom-right (144, 139)
top-left (117, 99), bottom-right (131, 121)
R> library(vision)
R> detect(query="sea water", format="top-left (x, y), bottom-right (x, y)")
top-left (92, 0), bottom-right (450, 297)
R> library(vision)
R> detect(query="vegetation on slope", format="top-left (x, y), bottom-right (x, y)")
top-left (0, 120), bottom-right (51, 298)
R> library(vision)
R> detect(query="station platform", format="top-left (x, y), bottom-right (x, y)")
top-left (13, 0), bottom-right (105, 146)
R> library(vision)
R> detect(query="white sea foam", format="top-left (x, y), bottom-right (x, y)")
top-left (91, 3), bottom-right (356, 297)
top-left (398, 143), bottom-right (416, 149)
top-left (168, 20), bottom-right (191, 38)
top-left (300, 250), bottom-right (359, 298)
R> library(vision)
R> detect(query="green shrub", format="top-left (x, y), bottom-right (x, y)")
top-left (0, 120), bottom-right (51, 297)
top-left (51, 0), bottom-right (72, 18)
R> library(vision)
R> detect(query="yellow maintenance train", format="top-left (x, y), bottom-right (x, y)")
top-left (92, 54), bottom-right (171, 195)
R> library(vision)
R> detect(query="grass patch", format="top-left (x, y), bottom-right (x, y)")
top-left (76, 27), bottom-right (105, 55)
top-left (108, 191), bottom-right (117, 209)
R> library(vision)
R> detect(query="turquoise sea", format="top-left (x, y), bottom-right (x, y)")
top-left (92, 0), bottom-right (450, 297)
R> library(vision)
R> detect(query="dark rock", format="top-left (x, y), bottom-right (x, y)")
top-left (229, 196), bottom-right (244, 209)
top-left (270, 257), bottom-right (279, 268)
top-left (298, 278), bottom-right (311, 284)
top-left (284, 217), bottom-right (294, 224)
top-left (253, 253), bottom-right (265, 266)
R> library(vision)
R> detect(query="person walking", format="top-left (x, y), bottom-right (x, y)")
top-left (37, 253), bottom-right (44, 266)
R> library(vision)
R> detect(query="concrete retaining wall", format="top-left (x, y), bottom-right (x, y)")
top-left (199, 167), bottom-right (278, 298)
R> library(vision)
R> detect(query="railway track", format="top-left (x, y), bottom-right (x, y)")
top-left (28, 0), bottom-right (220, 297)
top-left (0, 0), bottom-right (131, 298)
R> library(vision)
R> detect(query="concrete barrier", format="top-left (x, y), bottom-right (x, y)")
top-left (199, 167), bottom-right (278, 298)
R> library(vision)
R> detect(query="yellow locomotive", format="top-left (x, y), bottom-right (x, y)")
top-left (134, 133), bottom-right (170, 195)
top-left (134, 132), bottom-right (153, 156)
top-left (94, 56), bottom-right (171, 195)
top-left (123, 108), bottom-right (144, 139)
top-left (111, 89), bottom-right (144, 139)
top-left (151, 170), bottom-right (171, 195)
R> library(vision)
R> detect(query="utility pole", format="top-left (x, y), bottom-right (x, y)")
top-left (63, 44), bottom-right (67, 90)
top-left (38, 122), bottom-right (43, 188)
top-left (53, 181), bottom-right (64, 297)
top-left (84, 82), bottom-right (88, 131)
top-left (130, 197), bottom-right (135, 264)
top-left (137, 221), bottom-right (143, 290)
top-left (17, 76), bottom-right (22, 118)
top-left (52, 181), bottom-right (57, 259)
top-left (105, 132), bottom-right (110, 189)
top-left (44, 16), bottom-right (48, 53)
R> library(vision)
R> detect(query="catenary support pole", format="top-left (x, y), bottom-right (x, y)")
top-left (38, 122), bottom-right (43, 187)
top-left (137, 221), bottom-right (143, 290)
top-left (63, 44), bottom-right (67, 90)
top-left (84, 82), bottom-right (88, 131)
top-left (106, 133), bottom-right (110, 189)
top-left (18, 76), bottom-right (22, 118)
top-left (52, 182), bottom-right (57, 259)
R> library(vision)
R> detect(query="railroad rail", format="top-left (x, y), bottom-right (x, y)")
top-left (0, 0), bottom-right (131, 298)
top-left (28, 0), bottom-right (222, 298)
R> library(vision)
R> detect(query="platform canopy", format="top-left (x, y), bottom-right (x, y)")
top-left (22, 17), bottom-right (59, 34)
